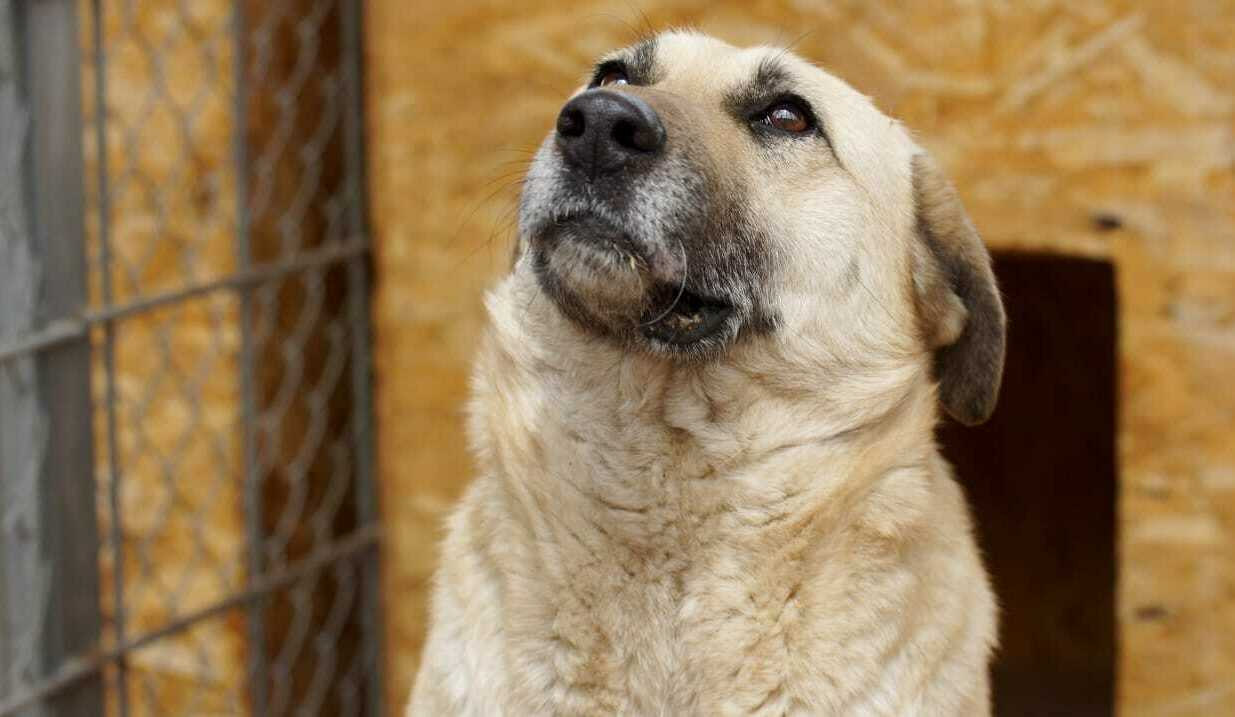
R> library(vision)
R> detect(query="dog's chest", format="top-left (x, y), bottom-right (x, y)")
top-left (487, 380), bottom-right (968, 714)
top-left (503, 489), bottom-right (833, 716)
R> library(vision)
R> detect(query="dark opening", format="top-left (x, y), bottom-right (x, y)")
top-left (938, 252), bottom-right (1118, 716)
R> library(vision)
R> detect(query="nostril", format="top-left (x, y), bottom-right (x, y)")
top-left (556, 108), bottom-right (585, 138)
top-left (611, 119), bottom-right (638, 151)
top-left (612, 118), bottom-right (662, 153)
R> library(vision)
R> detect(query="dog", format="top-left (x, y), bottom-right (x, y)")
top-left (409, 30), bottom-right (1005, 716)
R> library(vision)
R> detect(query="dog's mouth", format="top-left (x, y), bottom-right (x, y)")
top-left (529, 211), bottom-right (737, 349)
top-left (640, 286), bottom-right (734, 346)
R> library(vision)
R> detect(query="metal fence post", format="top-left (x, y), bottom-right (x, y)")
top-left (231, 2), bottom-right (271, 712)
top-left (0, 1), bottom-right (103, 715)
top-left (339, 2), bottom-right (385, 714)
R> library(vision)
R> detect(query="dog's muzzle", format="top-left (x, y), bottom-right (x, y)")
top-left (521, 89), bottom-right (746, 354)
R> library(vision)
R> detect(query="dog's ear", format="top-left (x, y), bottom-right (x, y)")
top-left (910, 152), bottom-right (1006, 426)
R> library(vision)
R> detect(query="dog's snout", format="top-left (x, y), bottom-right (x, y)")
top-left (556, 90), bottom-right (665, 177)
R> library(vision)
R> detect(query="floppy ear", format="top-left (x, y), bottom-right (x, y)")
top-left (910, 153), bottom-right (1006, 426)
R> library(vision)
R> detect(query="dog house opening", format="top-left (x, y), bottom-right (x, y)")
top-left (938, 252), bottom-right (1118, 717)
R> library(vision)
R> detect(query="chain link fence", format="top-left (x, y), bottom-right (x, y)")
top-left (0, 0), bottom-right (382, 714)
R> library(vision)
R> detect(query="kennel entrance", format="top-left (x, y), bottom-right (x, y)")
top-left (939, 252), bottom-right (1119, 717)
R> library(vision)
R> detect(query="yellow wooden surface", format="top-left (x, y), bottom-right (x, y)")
top-left (366, 2), bottom-right (1235, 713)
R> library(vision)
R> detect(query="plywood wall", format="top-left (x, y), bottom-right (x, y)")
top-left (366, 1), bottom-right (1235, 714)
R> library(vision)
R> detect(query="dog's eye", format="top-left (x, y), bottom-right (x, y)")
top-left (597, 69), bottom-right (629, 87)
top-left (760, 102), bottom-right (811, 133)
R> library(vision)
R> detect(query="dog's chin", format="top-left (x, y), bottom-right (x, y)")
top-left (529, 214), bottom-right (738, 357)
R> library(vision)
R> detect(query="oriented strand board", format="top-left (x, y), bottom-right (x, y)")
top-left (366, 2), bottom-right (1235, 714)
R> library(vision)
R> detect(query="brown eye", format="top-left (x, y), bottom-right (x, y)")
top-left (764, 104), bottom-right (809, 133)
top-left (598, 70), bottom-right (629, 87)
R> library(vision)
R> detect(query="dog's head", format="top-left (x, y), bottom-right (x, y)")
top-left (518, 32), bottom-right (1004, 425)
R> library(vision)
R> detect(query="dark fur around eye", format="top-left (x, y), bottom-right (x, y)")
top-left (589, 61), bottom-right (630, 89)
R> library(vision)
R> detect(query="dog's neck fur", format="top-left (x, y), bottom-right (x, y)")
top-left (472, 270), bottom-right (943, 559)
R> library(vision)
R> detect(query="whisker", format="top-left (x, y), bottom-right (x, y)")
top-left (774, 29), bottom-right (815, 61)
top-left (639, 236), bottom-right (689, 326)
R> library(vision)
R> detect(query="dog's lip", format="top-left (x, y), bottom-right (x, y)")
top-left (544, 212), bottom-right (648, 261)
top-left (538, 210), bottom-right (693, 285)
top-left (640, 288), bottom-right (734, 345)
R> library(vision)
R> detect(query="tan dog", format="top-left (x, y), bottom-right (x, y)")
top-left (409, 31), bottom-right (1004, 716)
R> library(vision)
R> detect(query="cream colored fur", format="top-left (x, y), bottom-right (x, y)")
top-left (409, 32), bottom-right (998, 716)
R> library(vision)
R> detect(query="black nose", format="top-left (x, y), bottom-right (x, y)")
top-left (555, 90), bottom-right (666, 178)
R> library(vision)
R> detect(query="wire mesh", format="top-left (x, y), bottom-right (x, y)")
top-left (0, 0), bottom-right (381, 715)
